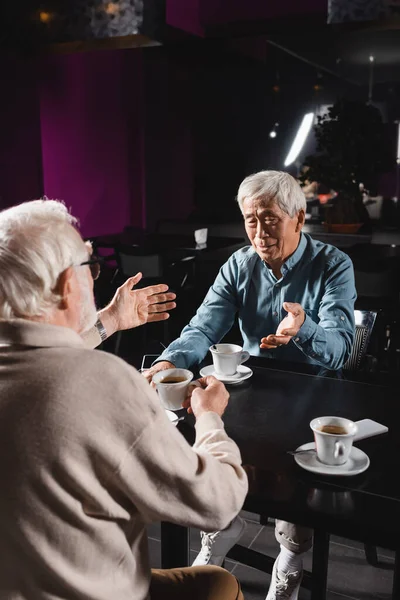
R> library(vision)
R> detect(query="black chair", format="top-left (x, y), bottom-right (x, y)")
top-left (343, 310), bottom-right (377, 371)
top-left (112, 246), bottom-right (166, 356)
top-left (112, 245), bottom-right (196, 355)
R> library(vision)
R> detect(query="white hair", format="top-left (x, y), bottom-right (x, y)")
top-left (237, 170), bottom-right (306, 218)
top-left (0, 199), bottom-right (88, 320)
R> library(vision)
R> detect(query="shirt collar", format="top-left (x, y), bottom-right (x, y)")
top-left (281, 232), bottom-right (307, 276)
top-left (0, 319), bottom-right (85, 349)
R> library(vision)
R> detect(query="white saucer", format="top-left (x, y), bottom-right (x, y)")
top-left (165, 410), bottom-right (179, 425)
top-left (293, 442), bottom-right (370, 476)
top-left (199, 364), bottom-right (253, 384)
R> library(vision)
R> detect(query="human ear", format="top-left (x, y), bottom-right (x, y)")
top-left (55, 267), bottom-right (75, 310)
top-left (295, 209), bottom-right (305, 232)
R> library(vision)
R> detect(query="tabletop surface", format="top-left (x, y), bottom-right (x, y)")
top-left (180, 357), bottom-right (399, 547)
top-left (92, 231), bottom-right (245, 253)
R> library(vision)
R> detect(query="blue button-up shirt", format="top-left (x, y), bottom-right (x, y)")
top-left (159, 233), bottom-right (356, 370)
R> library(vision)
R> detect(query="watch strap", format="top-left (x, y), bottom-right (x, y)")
top-left (95, 318), bottom-right (107, 342)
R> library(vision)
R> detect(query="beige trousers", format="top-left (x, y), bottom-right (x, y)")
top-left (150, 565), bottom-right (244, 600)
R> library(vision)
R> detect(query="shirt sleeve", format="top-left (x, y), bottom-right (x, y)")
top-left (157, 256), bottom-right (240, 368)
top-left (109, 372), bottom-right (248, 532)
top-left (292, 254), bottom-right (356, 370)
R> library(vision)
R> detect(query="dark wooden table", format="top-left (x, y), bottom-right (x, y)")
top-left (91, 231), bottom-right (245, 255)
top-left (161, 358), bottom-right (399, 598)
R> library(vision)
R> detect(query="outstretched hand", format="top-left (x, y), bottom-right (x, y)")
top-left (98, 273), bottom-right (176, 337)
top-left (260, 302), bottom-right (305, 349)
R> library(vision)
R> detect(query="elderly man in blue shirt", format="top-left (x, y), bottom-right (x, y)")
top-left (145, 170), bottom-right (356, 600)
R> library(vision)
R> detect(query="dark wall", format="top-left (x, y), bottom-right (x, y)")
top-left (2, 36), bottom-right (393, 233)
top-left (142, 47), bottom-right (195, 231)
top-left (180, 42), bottom-right (355, 221)
top-left (0, 55), bottom-right (43, 209)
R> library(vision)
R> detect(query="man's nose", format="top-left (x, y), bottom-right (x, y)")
top-left (256, 221), bottom-right (269, 238)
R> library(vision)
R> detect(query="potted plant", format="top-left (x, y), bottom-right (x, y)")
top-left (301, 99), bottom-right (394, 232)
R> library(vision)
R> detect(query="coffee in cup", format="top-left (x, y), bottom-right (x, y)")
top-left (310, 416), bottom-right (357, 466)
top-left (209, 343), bottom-right (250, 376)
top-left (317, 425), bottom-right (348, 435)
top-left (152, 368), bottom-right (194, 411)
top-left (160, 376), bottom-right (188, 384)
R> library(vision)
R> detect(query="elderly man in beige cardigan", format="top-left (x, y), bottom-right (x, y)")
top-left (0, 199), bottom-right (248, 600)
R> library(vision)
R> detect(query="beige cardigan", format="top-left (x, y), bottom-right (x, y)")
top-left (0, 320), bottom-right (248, 600)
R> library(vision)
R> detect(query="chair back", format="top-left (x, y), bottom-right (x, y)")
top-left (116, 247), bottom-right (163, 280)
top-left (343, 310), bottom-right (377, 371)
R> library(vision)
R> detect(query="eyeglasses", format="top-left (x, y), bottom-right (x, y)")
top-left (79, 256), bottom-right (105, 281)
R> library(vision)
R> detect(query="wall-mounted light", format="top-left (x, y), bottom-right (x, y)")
top-left (39, 11), bottom-right (53, 24)
top-left (284, 113), bottom-right (314, 167)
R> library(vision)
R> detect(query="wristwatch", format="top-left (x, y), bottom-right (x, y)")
top-left (95, 318), bottom-right (107, 343)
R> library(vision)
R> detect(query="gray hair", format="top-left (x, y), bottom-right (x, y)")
top-left (237, 170), bottom-right (306, 218)
top-left (0, 199), bottom-right (88, 320)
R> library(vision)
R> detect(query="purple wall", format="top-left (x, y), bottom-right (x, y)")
top-left (0, 56), bottom-right (43, 209)
top-left (166, 0), bottom-right (205, 37)
top-left (39, 49), bottom-right (145, 238)
top-left (200, 0), bottom-right (326, 23)
top-left (167, 0), bottom-right (326, 34)
top-left (142, 49), bottom-right (194, 230)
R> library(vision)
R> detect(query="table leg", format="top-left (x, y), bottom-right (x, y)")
top-left (160, 522), bottom-right (190, 569)
top-left (311, 529), bottom-right (329, 600)
top-left (393, 550), bottom-right (400, 600)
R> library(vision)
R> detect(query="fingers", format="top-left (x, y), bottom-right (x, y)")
top-left (282, 301), bottom-right (301, 316)
top-left (260, 341), bottom-right (277, 349)
top-left (279, 328), bottom-right (298, 336)
top-left (148, 293), bottom-right (176, 306)
top-left (146, 312), bottom-right (170, 323)
top-left (143, 283), bottom-right (171, 297)
top-left (260, 334), bottom-right (290, 349)
top-left (196, 375), bottom-right (222, 389)
top-left (148, 301), bottom-right (176, 314)
top-left (125, 273), bottom-right (143, 288)
top-left (141, 361), bottom-right (175, 383)
top-left (182, 396), bottom-right (193, 414)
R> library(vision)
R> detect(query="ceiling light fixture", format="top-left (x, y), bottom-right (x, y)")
top-left (284, 113), bottom-right (314, 167)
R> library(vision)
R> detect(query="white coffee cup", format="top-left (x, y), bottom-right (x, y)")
top-left (210, 343), bottom-right (250, 376)
top-left (194, 228), bottom-right (208, 246)
top-left (152, 368), bottom-right (194, 411)
top-left (310, 416), bottom-right (358, 466)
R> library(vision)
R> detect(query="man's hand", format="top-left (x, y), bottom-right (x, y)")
top-left (98, 273), bottom-right (176, 338)
top-left (260, 301), bottom-right (305, 349)
top-left (182, 376), bottom-right (229, 419)
top-left (142, 361), bottom-right (176, 383)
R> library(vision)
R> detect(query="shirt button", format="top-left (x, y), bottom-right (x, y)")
top-left (273, 311), bottom-right (278, 316)
top-left (340, 316), bottom-right (345, 321)
top-left (295, 337), bottom-right (300, 342)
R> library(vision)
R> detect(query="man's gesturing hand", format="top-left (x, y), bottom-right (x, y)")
top-left (260, 301), bottom-right (305, 349)
top-left (182, 376), bottom-right (229, 420)
top-left (98, 273), bottom-right (176, 337)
